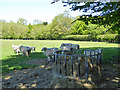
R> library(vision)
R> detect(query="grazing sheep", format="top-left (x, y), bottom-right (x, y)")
top-left (60, 43), bottom-right (79, 50)
top-left (71, 44), bottom-right (79, 49)
top-left (19, 45), bottom-right (32, 57)
top-left (12, 45), bottom-right (21, 55)
top-left (41, 47), bottom-right (59, 61)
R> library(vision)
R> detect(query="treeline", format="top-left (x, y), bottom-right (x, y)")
top-left (0, 11), bottom-right (119, 42)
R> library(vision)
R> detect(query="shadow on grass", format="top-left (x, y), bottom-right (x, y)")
top-left (2, 47), bottom-right (120, 74)
top-left (2, 52), bottom-right (46, 74)
top-left (1, 47), bottom-right (120, 88)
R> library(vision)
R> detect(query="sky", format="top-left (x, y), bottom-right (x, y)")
top-left (0, 0), bottom-right (84, 24)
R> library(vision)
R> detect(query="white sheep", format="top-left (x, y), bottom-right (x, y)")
top-left (19, 45), bottom-right (32, 57)
top-left (41, 47), bottom-right (59, 61)
top-left (60, 43), bottom-right (79, 50)
top-left (12, 45), bottom-right (21, 55)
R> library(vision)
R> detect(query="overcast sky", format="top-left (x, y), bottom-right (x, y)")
top-left (0, 0), bottom-right (84, 24)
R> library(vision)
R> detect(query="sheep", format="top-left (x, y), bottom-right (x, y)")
top-left (12, 45), bottom-right (21, 55)
top-left (41, 47), bottom-right (59, 61)
top-left (19, 45), bottom-right (32, 57)
top-left (71, 44), bottom-right (79, 49)
top-left (60, 43), bottom-right (79, 50)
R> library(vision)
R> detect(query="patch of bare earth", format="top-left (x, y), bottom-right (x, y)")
top-left (2, 58), bottom-right (120, 89)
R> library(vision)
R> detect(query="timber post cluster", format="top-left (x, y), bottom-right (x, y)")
top-left (53, 49), bottom-right (102, 80)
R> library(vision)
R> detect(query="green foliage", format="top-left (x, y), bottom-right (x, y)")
top-left (96, 34), bottom-right (119, 43)
top-left (62, 35), bottom-right (91, 41)
top-left (48, 12), bottom-right (73, 39)
top-left (17, 18), bottom-right (27, 25)
top-left (70, 21), bottom-right (87, 35)
top-left (58, 1), bottom-right (120, 32)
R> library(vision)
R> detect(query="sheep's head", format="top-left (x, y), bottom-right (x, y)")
top-left (41, 47), bottom-right (47, 51)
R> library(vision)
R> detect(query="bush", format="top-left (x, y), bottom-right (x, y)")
top-left (96, 34), bottom-right (118, 42)
top-left (61, 35), bottom-right (91, 41)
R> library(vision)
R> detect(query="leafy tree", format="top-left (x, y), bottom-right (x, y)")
top-left (49, 11), bottom-right (73, 39)
top-left (52, 1), bottom-right (120, 33)
top-left (33, 19), bottom-right (43, 25)
top-left (17, 18), bottom-right (27, 25)
top-left (43, 22), bottom-right (48, 25)
top-left (70, 21), bottom-right (87, 35)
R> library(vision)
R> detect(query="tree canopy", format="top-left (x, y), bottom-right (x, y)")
top-left (51, 0), bottom-right (120, 33)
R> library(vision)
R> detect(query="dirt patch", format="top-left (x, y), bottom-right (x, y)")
top-left (2, 58), bottom-right (120, 89)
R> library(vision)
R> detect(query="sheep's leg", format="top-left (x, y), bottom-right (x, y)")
top-left (26, 51), bottom-right (29, 57)
top-left (16, 50), bottom-right (19, 55)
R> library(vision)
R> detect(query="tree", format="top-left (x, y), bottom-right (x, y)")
top-left (70, 21), bottom-right (87, 35)
top-left (49, 11), bottom-right (73, 39)
top-left (33, 19), bottom-right (43, 25)
top-left (52, 0), bottom-right (120, 33)
top-left (43, 22), bottom-right (48, 25)
top-left (17, 18), bottom-right (27, 25)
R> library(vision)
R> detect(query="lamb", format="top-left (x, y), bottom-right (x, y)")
top-left (41, 47), bottom-right (59, 61)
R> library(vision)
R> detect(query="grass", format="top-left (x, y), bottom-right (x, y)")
top-left (0, 39), bottom-right (119, 73)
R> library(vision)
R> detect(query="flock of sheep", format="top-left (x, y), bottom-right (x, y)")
top-left (12, 45), bottom-right (36, 57)
top-left (12, 43), bottom-right (102, 61)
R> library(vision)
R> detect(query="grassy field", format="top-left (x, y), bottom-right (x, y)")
top-left (0, 39), bottom-right (119, 73)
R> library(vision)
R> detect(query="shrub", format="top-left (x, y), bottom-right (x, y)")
top-left (61, 35), bottom-right (91, 41)
top-left (96, 34), bottom-right (118, 42)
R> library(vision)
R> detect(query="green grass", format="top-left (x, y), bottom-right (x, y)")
top-left (0, 39), bottom-right (119, 73)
